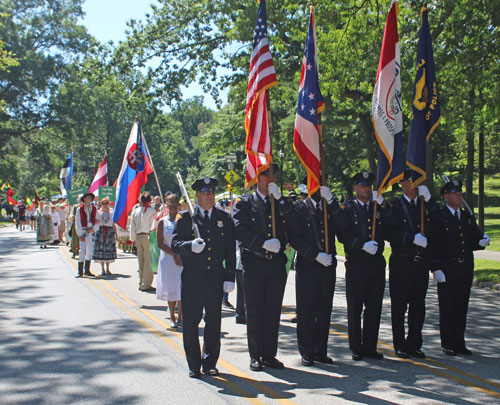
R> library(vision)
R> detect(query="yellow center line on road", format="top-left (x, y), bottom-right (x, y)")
top-left (60, 247), bottom-right (291, 404)
top-left (281, 309), bottom-right (500, 400)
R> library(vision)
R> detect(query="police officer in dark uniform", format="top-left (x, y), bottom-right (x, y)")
top-left (386, 169), bottom-right (441, 358)
top-left (288, 183), bottom-right (346, 366)
top-left (171, 177), bottom-right (236, 378)
top-left (337, 171), bottom-right (388, 361)
top-left (232, 163), bottom-right (292, 371)
top-left (433, 180), bottom-right (489, 356)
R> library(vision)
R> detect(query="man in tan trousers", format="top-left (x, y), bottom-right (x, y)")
top-left (130, 192), bottom-right (157, 291)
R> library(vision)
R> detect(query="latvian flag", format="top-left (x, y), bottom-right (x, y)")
top-left (293, 5), bottom-right (324, 196)
top-left (372, 0), bottom-right (404, 193)
top-left (244, 0), bottom-right (278, 189)
top-left (88, 155), bottom-right (108, 194)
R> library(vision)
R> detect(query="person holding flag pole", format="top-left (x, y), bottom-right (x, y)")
top-left (289, 3), bottom-right (347, 367)
top-left (232, 0), bottom-right (292, 372)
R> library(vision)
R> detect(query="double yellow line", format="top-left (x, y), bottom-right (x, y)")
top-left (60, 247), bottom-right (293, 404)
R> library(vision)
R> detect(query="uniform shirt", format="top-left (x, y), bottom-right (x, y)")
top-left (130, 205), bottom-right (157, 241)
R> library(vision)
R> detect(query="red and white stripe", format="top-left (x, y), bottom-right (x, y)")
top-left (88, 155), bottom-right (108, 194)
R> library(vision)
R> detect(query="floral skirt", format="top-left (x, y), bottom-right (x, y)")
top-left (93, 226), bottom-right (117, 263)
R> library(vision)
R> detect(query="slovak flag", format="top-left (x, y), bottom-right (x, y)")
top-left (113, 121), bottom-right (152, 229)
top-left (371, 0), bottom-right (404, 193)
top-left (88, 155), bottom-right (108, 194)
top-left (293, 4), bottom-right (324, 196)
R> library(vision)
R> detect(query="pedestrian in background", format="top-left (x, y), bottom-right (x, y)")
top-left (36, 205), bottom-right (54, 249)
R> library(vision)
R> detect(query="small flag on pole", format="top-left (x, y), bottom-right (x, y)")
top-left (59, 152), bottom-right (73, 195)
top-left (244, 0), bottom-right (278, 189)
top-left (293, 4), bottom-right (324, 196)
top-left (372, 0), bottom-right (404, 193)
top-left (88, 155), bottom-right (108, 194)
top-left (113, 121), bottom-right (152, 229)
top-left (406, 7), bottom-right (440, 187)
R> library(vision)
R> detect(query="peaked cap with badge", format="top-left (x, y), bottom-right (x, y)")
top-left (351, 171), bottom-right (375, 186)
top-left (192, 177), bottom-right (218, 192)
top-left (440, 180), bottom-right (462, 195)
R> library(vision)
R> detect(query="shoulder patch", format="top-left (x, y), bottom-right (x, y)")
top-left (175, 213), bottom-right (183, 221)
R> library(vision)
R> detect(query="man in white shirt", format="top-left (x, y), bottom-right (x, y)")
top-left (130, 192), bottom-right (157, 291)
top-left (75, 192), bottom-right (97, 277)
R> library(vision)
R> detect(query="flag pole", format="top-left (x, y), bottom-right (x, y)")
top-left (371, 176), bottom-right (378, 241)
top-left (318, 113), bottom-right (329, 253)
top-left (267, 92), bottom-right (276, 238)
top-left (138, 119), bottom-right (165, 208)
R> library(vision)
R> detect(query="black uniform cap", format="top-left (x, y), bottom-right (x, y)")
top-left (352, 171), bottom-right (375, 186)
top-left (400, 168), bottom-right (412, 181)
top-left (192, 177), bottom-right (218, 192)
top-left (259, 162), bottom-right (279, 176)
top-left (440, 180), bottom-right (462, 195)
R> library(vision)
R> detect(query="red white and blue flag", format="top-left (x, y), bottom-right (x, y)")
top-left (113, 121), bottom-right (152, 229)
top-left (88, 155), bottom-right (108, 194)
top-left (244, 0), bottom-right (277, 189)
top-left (293, 5), bottom-right (324, 196)
top-left (372, 0), bottom-right (404, 193)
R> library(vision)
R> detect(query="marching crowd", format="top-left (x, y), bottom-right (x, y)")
top-left (9, 166), bottom-right (491, 379)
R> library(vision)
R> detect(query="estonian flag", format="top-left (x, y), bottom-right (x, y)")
top-left (59, 152), bottom-right (73, 195)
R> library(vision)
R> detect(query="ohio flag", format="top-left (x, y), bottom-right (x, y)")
top-left (372, 0), bottom-right (404, 193)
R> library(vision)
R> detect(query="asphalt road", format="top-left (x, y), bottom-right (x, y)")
top-left (1, 225), bottom-right (499, 404)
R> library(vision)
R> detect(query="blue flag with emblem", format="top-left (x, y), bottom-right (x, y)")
top-left (406, 7), bottom-right (440, 187)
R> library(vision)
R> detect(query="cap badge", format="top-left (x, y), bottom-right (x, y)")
top-left (204, 178), bottom-right (210, 184)
top-left (363, 172), bottom-right (369, 178)
top-left (453, 180), bottom-right (459, 186)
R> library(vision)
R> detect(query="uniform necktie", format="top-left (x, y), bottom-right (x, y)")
top-left (410, 199), bottom-right (416, 208)
top-left (265, 196), bottom-right (270, 208)
top-left (363, 203), bottom-right (369, 212)
top-left (203, 210), bottom-right (209, 227)
top-left (454, 210), bottom-right (459, 221)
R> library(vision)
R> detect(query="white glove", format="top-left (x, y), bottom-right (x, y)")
top-left (316, 252), bottom-right (333, 267)
top-left (320, 186), bottom-right (333, 203)
top-left (479, 233), bottom-right (490, 247)
top-left (433, 270), bottom-right (446, 283)
top-left (362, 240), bottom-right (378, 255)
top-left (372, 191), bottom-right (384, 205)
top-left (413, 233), bottom-right (428, 248)
top-left (223, 281), bottom-right (235, 293)
top-left (418, 185), bottom-right (431, 202)
top-left (268, 182), bottom-right (282, 200)
top-left (191, 238), bottom-right (206, 253)
top-left (262, 238), bottom-right (280, 253)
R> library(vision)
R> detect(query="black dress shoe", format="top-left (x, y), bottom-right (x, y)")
top-left (140, 287), bottom-right (156, 292)
top-left (189, 369), bottom-right (201, 378)
top-left (363, 350), bottom-right (384, 360)
top-left (262, 357), bottom-right (285, 369)
top-left (395, 350), bottom-right (410, 359)
top-left (250, 358), bottom-right (263, 371)
top-left (456, 347), bottom-right (472, 355)
top-left (409, 349), bottom-right (426, 358)
top-left (313, 354), bottom-right (334, 364)
top-left (202, 367), bottom-right (219, 376)
top-left (290, 315), bottom-right (298, 323)
top-left (351, 352), bottom-right (363, 361)
top-left (301, 355), bottom-right (314, 366)
top-left (235, 316), bottom-right (247, 324)
top-left (443, 348), bottom-right (457, 356)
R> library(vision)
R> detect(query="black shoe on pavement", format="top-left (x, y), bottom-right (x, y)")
top-left (363, 350), bottom-right (384, 360)
top-left (313, 354), bottom-right (334, 364)
top-left (262, 357), bottom-right (285, 369)
top-left (250, 358), bottom-right (263, 371)
top-left (301, 355), bottom-right (314, 366)
top-left (443, 348), bottom-right (457, 356)
top-left (235, 315), bottom-right (247, 324)
top-left (290, 315), bottom-right (298, 323)
top-left (189, 369), bottom-right (201, 378)
top-left (409, 349), bottom-right (426, 358)
top-left (140, 287), bottom-right (156, 292)
top-left (395, 350), bottom-right (410, 359)
top-left (222, 300), bottom-right (234, 309)
top-left (202, 367), bottom-right (219, 376)
top-left (456, 347), bottom-right (472, 355)
top-left (351, 352), bottom-right (363, 361)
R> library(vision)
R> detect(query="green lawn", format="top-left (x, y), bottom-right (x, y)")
top-left (0, 219), bottom-right (13, 228)
top-left (473, 174), bottom-right (500, 251)
top-left (474, 259), bottom-right (500, 283)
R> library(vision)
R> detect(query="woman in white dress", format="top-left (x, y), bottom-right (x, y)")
top-left (50, 204), bottom-right (61, 244)
top-left (93, 198), bottom-right (117, 275)
top-left (156, 194), bottom-right (183, 328)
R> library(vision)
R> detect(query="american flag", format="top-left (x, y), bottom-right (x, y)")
top-left (244, 0), bottom-right (277, 189)
top-left (293, 5), bottom-right (324, 196)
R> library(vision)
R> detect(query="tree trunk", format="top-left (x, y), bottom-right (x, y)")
top-left (359, 113), bottom-right (377, 174)
top-left (465, 127), bottom-right (475, 210)
top-left (478, 125), bottom-right (484, 231)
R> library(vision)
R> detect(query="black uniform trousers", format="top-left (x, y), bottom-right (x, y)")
top-left (243, 252), bottom-right (287, 360)
top-left (296, 256), bottom-right (336, 357)
top-left (235, 269), bottom-right (246, 318)
top-left (181, 270), bottom-right (223, 372)
top-left (437, 260), bottom-right (473, 351)
top-left (389, 255), bottom-right (429, 352)
top-left (345, 254), bottom-right (386, 353)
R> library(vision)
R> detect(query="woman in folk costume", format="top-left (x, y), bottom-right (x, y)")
top-left (93, 197), bottom-right (117, 276)
top-left (36, 205), bottom-right (54, 248)
top-left (50, 203), bottom-right (61, 244)
top-left (156, 193), bottom-right (183, 328)
top-left (75, 192), bottom-right (97, 277)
